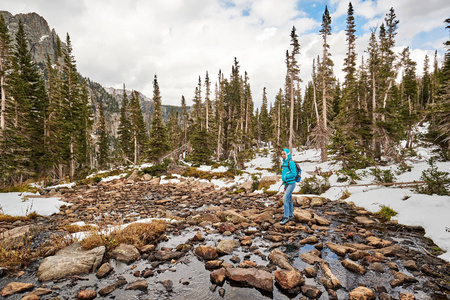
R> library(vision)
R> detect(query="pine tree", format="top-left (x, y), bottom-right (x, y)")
top-left (118, 85), bottom-right (132, 163)
top-left (260, 87), bottom-right (271, 144)
top-left (148, 75), bottom-right (169, 163)
top-left (129, 90), bottom-right (148, 164)
top-left (0, 14), bottom-right (11, 131)
top-left (97, 102), bottom-right (109, 169)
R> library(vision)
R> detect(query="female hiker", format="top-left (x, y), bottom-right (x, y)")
top-left (280, 148), bottom-right (296, 225)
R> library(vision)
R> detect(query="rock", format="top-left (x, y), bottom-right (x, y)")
top-left (349, 286), bottom-right (376, 300)
top-left (23, 287), bottom-right (52, 298)
top-left (77, 289), bottom-right (97, 300)
top-left (0, 225), bottom-right (31, 242)
top-left (268, 249), bottom-right (294, 271)
top-left (403, 260), bottom-right (418, 271)
top-left (365, 236), bottom-right (392, 248)
top-left (342, 259), bottom-right (366, 274)
top-left (348, 250), bottom-right (371, 261)
top-left (326, 242), bottom-right (354, 256)
top-left (274, 269), bottom-right (304, 290)
top-left (310, 197), bottom-right (325, 207)
top-left (239, 181), bottom-right (253, 193)
top-left (240, 236), bottom-right (253, 246)
top-left (154, 250), bottom-right (184, 261)
top-left (369, 262), bottom-right (385, 273)
top-left (225, 267), bottom-right (273, 292)
top-left (21, 295), bottom-right (39, 300)
top-left (399, 293), bottom-right (415, 300)
top-left (259, 175), bottom-right (279, 188)
top-left (37, 242), bottom-right (105, 282)
top-left (190, 231), bottom-right (205, 242)
top-left (205, 260), bottom-right (223, 270)
top-left (210, 268), bottom-right (226, 285)
top-left (301, 284), bottom-right (322, 298)
top-left (300, 251), bottom-right (324, 265)
top-left (303, 266), bottom-right (317, 278)
top-left (217, 210), bottom-right (250, 224)
top-left (128, 169), bottom-right (139, 181)
top-left (1, 282), bottom-right (35, 297)
top-left (299, 235), bottom-right (318, 244)
top-left (110, 244), bottom-right (140, 264)
top-left (252, 210), bottom-right (274, 223)
top-left (142, 174), bottom-right (152, 181)
top-left (195, 245), bottom-right (218, 261)
top-left (238, 260), bottom-right (257, 268)
top-left (96, 262), bottom-right (113, 278)
top-left (320, 261), bottom-right (341, 289)
top-left (139, 244), bottom-right (156, 253)
top-left (313, 214), bottom-right (331, 226)
top-left (219, 287), bottom-right (225, 297)
top-left (216, 239), bottom-right (239, 255)
top-left (390, 271), bottom-right (418, 287)
top-left (159, 280), bottom-right (173, 292)
top-left (355, 216), bottom-right (375, 225)
top-left (126, 280), bottom-right (148, 291)
top-left (98, 277), bottom-right (127, 296)
top-left (293, 209), bottom-right (314, 223)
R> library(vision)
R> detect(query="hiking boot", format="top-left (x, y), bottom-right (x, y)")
top-left (280, 217), bottom-right (289, 225)
top-left (288, 216), bottom-right (295, 222)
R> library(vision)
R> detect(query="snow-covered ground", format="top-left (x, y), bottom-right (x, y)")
top-left (1, 135), bottom-right (449, 262)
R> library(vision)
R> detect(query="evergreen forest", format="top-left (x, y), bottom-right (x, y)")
top-left (0, 5), bottom-right (449, 188)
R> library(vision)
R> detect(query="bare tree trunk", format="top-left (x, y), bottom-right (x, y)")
top-left (277, 100), bottom-right (281, 146)
top-left (134, 134), bottom-right (137, 164)
top-left (0, 74), bottom-right (5, 130)
top-left (70, 141), bottom-right (75, 181)
top-left (289, 76), bottom-right (294, 152)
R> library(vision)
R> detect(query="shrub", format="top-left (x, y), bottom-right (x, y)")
top-left (299, 175), bottom-right (330, 195)
top-left (415, 158), bottom-right (450, 196)
top-left (370, 168), bottom-right (396, 184)
top-left (375, 205), bottom-right (398, 221)
top-left (141, 160), bottom-right (170, 177)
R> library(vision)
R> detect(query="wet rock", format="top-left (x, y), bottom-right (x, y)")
top-left (217, 210), bottom-right (250, 224)
top-left (143, 269), bottom-right (154, 278)
top-left (274, 269), bottom-right (304, 290)
top-left (300, 251), bottom-right (324, 265)
top-left (269, 249), bottom-right (294, 271)
top-left (210, 268), bottom-right (226, 285)
top-left (365, 236), bottom-right (392, 248)
top-left (301, 284), bottom-right (322, 298)
top-left (110, 243), bottom-right (140, 264)
top-left (98, 277), bottom-right (127, 296)
top-left (313, 213), bottom-right (331, 226)
top-left (403, 260), bottom-right (419, 271)
top-left (225, 267), bottom-right (273, 292)
top-left (240, 235), bottom-right (253, 246)
top-left (379, 292), bottom-right (393, 300)
top-left (320, 261), bottom-right (341, 289)
top-left (252, 210), bottom-right (274, 223)
top-left (299, 235), bottom-right (318, 244)
top-left (219, 287), bottom-right (225, 297)
top-left (293, 209), bottom-right (314, 223)
top-left (139, 244), bottom-right (156, 253)
top-left (160, 279), bottom-right (173, 292)
top-left (369, 262), bottom-right (385, 273)
top-left (348, 250), bottom-right (371, 261)
top-left (154, 249), bottom-right (184, 261)
top-left (126, 279), bottom-right (148, 291)
top-left (390, 271), bottom-right (418, 287)
top-left (230, 255), bottom-right (241, 263)
top-left (217, 222), bottom-right (236, 233)
top-left (195, 245), bottom-right (218, 261)
top-left (342, 259), bottom-right (366, 274)
top-left (23, 287), bottom-right (52, 298)
top-left (326, 242), bottom-right (354, 257)
top-left (349, 286), bottom-right (375, 299)
top-left (355, 216), bottom-right (375, 225)
top-left (37, 242), bottom-right (105, 282)
top-left (303, 266), bottom-right (317, 278)
top-left (216, 239), bottom-right (239, 255)
top-left (399, 293), bottom-right (415, 300)
top-left (77, 289), bottom-right (96, 300)
top-left (189, 231), bottom-right (205, 242)
top-left (374, 245), bottom-right (405, 257)
top-left (1, 282), bottom-right (35, 297)
top-left (21, 295), bottom-right (39, 300)
top-left (238, 260), bottom-right (257, 268)
top-left (205, 260), bottom-right (223, 269)
top-left (96, 262), bottom-right (113, 278)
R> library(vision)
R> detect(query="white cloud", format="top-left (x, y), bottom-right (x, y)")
top-left (1, 0), bottom-right (449, 108)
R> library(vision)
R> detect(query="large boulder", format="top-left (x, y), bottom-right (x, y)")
top-left (268, 249), bottom-right (294, 271)
top-left (37, 242), bottom-right (105, 282)
top-left (225, 267), bottom-right (273, 292)
top-left (217, 210), bottom-right (250, 224)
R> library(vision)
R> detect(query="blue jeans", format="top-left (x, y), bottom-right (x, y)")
top-left (283, 183), bottom-right (295, 219)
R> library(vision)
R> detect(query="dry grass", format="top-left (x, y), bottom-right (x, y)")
top-left (81, 220), bottom-right (167, 251)
top-left (182, 167), bottom-right (235, 181)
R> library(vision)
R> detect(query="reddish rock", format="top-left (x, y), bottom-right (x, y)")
top-left (274, 269), bottom-right (304, 290)
top-left (1, 282), bottom-right (35, 297)
top-left (194, 245), bottom-right (218, 261)
top-left (77, 289), bottom-right (97, 300)
top-left (349, 286), bottom-right (375, 300)
top-left (225, 267), bottom-right (273, 292)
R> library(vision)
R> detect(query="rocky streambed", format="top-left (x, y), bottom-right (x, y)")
top-left (1, 175), bottom-right (449, 299)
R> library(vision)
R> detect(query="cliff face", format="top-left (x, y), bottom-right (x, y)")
top-left (1, 11), bottom-right (60, 68)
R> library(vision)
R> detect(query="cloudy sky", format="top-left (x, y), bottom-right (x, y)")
top-left (3, 0), bottom-right (449, 108)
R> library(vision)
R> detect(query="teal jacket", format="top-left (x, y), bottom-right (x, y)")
top-left (281, 148), bottom-right (296, 185)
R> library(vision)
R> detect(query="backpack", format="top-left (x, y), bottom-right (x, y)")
top-left (289, 159), bottom-right (302, 182)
